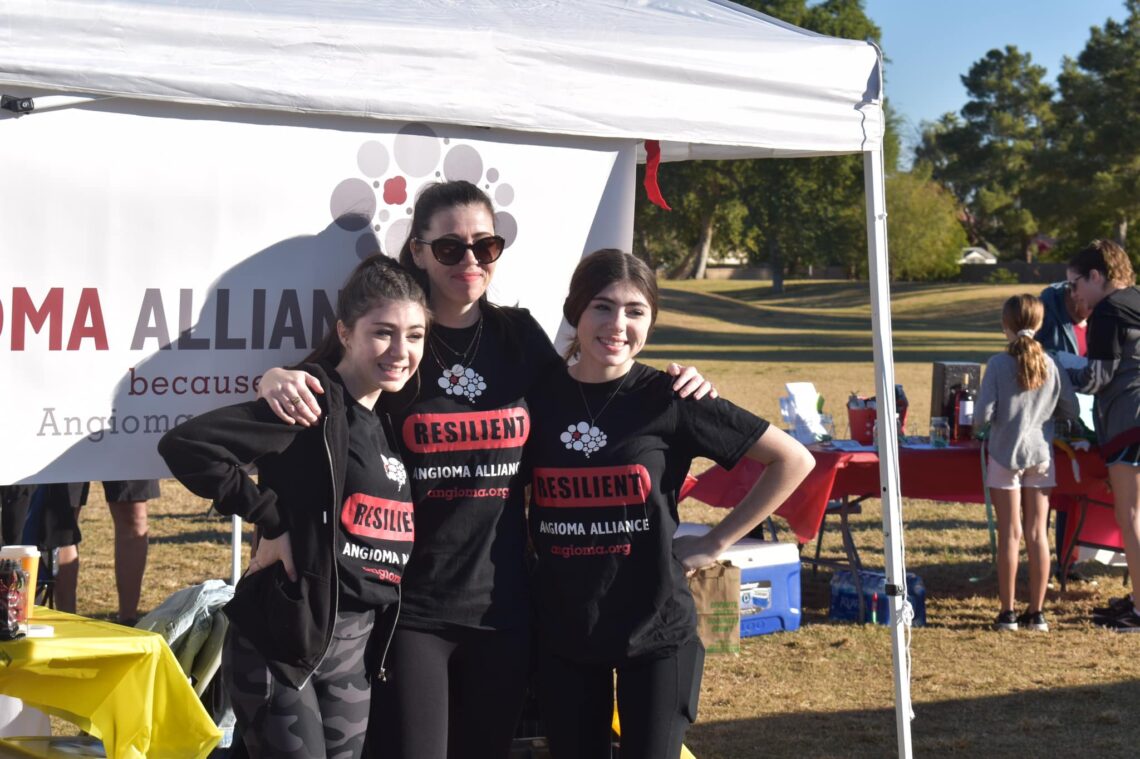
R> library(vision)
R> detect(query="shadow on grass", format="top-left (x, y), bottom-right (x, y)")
top-left (652, 285), bottom-right (1004, 364)
top-left (151, 530), bottom-right (240, 546)
top-left (687, 681), bottom-right (1140, 758)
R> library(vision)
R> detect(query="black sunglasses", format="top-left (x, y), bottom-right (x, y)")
top-left (1064, 274), bottom-right (1086, 292)
top-left (414, 235), bottom-right (506, 266)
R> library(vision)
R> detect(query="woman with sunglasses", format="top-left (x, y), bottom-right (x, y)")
top-left (257, 180), bottom-right (713, 758)
top-left (527, 249), bottom-right (814, 758)
top-left (1066, 240), bottom-right (1140, 631)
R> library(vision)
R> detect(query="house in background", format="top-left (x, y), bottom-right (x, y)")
top-left (958, 246), bottom-right (998, 265)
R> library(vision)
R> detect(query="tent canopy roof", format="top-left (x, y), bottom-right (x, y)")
top-left (2, 0), bottom-right (883, 160)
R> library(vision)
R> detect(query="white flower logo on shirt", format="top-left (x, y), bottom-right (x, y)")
top-left (381, 454), bottom-right (407, 487)
top-left (438, 363), bottom-right (487, 402)
top-left (561, 421), bottom-right (608, 458)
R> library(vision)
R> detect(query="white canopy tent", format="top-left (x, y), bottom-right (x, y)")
top-left (0, 1), bottom-right (912, 755)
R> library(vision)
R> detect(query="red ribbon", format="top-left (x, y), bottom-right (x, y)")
top-left (643, 140), bottom-right (671, 211)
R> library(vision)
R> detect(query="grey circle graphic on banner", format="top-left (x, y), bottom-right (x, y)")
top-left (331, 178), bottom-right (376, 231)
top-left (357, 141), bottom-right (390, 178)
top-left (487, 168), bottom-right (500, 182)
top-left (495, 184), bottom-right (515, 207)
top-left (495, 212), bottom-right (518, 248)
top-left (394, 123), bottom-right (441, 177)
top-left (385, 218), bottom-right (412, 256)
top-left (443, 145), bottom-right (483, 184)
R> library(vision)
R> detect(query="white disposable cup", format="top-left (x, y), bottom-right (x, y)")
top-left (0, 546), bottom-right (40, 621)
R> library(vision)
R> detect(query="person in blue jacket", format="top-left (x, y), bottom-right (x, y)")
top-left (1036, 272), bottom-right (1093, 579)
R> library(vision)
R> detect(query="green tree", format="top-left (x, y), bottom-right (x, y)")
top-left (1048, 0), bottom-right (1140, 249)
top-left (635, 0), bottom-right (890, 287)
top-left (885, 166), bottom-right (968, 280)
top-left (914, 46), bottom-right (1054, 261)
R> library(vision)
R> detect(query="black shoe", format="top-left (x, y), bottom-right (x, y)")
top-left (992, 610), bottom-right (1018, 631)
top-left (1100, 608), bottom-right (1140, 632)
top-left (1017, 610), bottom-right (1048, 632)
top-left (1092, 596), bottom-right (1133, 620)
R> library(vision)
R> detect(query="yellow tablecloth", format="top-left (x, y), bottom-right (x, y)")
top-left (0, 607), bottom-right (220, 759)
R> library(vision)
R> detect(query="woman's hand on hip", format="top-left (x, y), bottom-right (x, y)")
top-left (673, 534), bottom-right (720, 577)
top-left (246, 531), bottom-right (297, 581)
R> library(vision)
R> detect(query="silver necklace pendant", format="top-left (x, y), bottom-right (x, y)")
top-left (562, 370), bottom-right (630, 458)
top-left (561, 420), bottom-right (608, 458)
top-left (437, 362), bottom-right (487, 402)
top-left (430, 319), bottom-right (486, 402)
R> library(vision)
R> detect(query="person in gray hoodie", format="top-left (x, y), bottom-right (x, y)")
top-left (977, 294), bottom-right (1078, 632)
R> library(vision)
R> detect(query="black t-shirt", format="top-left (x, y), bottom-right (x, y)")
top-left (394, 307), bottom-right (561, 630)
top-left (527, 362), bottom-right (768, 662)
top-left (335, 386), bottom-right (414, 608)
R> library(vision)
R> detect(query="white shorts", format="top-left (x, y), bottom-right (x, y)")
top-left (985, 455), bottom-right (1055, 490)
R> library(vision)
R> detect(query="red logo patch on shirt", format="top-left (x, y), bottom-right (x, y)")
top-left (532, 465), bottom-right (651, 508)
top-left (402, 407), bottom-right (530, 453)
top-left (341, 494), bottom-right (415, 541)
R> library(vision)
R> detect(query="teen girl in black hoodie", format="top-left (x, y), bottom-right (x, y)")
top-left (159, 255), bottom-right (428, 758)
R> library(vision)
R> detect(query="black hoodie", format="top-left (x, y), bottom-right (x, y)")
top-left (1077, 287), bottom-right (1140, 454)
top-left (158, 362), bottom-right (402, 688)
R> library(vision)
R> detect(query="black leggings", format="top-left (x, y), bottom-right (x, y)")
top-left (367, 625), bottom-right (531, 759)
top-left (537, 638), bottom-right (704, 759)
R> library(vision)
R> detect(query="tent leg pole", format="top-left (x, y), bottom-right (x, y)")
top-left (864, 148), bottom-right (914, 759)
top-left (231, 516), bottom-right (242, 586)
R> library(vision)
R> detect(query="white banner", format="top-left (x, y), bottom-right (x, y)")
top-left (1, 100), bottom-right (634, 483)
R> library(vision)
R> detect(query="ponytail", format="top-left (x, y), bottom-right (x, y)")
top-left (1002, 294), bottom-right (1047, 391)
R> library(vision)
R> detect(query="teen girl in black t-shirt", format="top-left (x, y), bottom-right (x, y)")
top-left (259, 182), bottom-right (715, 759)
top-left (527, 249), bottom-right (815, 759)
top-left (160, 256), bottom-right (427, 759)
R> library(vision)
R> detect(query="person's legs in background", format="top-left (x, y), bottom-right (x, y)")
top-left (1106, 462), bottom-right (1140, 628)
top-left (1022, 486), bottom-right (1052, 619)
top-left (0, 485), bottom-right (34, 546)
top-left (102, 480), bottom-right (160, 624)
top-left (30, 483), bottom-right (86, 613)
top-left (991, 487), bottom-right (1023, 624)
top-left (54, 544), bottom-right (79, 613)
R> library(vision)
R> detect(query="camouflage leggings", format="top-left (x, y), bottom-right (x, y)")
top-left (224, 609), bottom-right (375, 759)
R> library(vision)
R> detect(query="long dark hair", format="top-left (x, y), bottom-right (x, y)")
top-left (303, 254), bottom-right (430, 367)
top-left (397, 179), bottom-right (523, 358)
top-left (397, 180), bottom-right (496, 297)
top-left (562, 249), bottom-right (659, 361)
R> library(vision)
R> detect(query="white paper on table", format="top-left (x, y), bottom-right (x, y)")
top-left (783, 382), bottom-right (825, 444)
top-left (1077, 393), bottom-right (1096, 432)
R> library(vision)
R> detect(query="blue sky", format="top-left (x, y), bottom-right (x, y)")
top-left (864, 0), bottom-right (1128, 159)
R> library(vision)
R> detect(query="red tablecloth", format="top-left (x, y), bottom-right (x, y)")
top-left (683, 442), bottom-right (1114, 543)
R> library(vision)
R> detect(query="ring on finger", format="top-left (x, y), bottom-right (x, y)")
top-left (289, 396), bottom-right (303, 406)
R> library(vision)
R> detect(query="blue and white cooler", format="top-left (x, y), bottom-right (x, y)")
top-left (676, 523), bottom-right (801, 637)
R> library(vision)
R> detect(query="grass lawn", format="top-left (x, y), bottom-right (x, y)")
top-left (62, 279), bottom-right (1140, 757)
